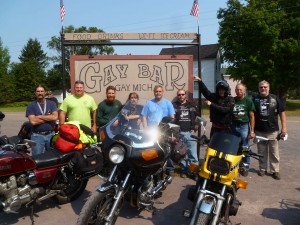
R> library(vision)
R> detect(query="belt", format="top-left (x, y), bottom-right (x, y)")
top-left (34, 130), bottom-right (53, 135)
top-left (212, 123), bottom-right (229, 129)
top-left (232, 121), bottom-right (249, 125)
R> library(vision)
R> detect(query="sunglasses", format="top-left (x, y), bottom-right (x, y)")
top-left (177, 94), bottom-right (185, 96)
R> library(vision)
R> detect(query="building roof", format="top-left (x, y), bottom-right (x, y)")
top-left (159, 44), bottom-right (219, 59)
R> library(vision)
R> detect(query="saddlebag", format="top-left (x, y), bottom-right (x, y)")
top-left (171, 140), bottom-right (188, 163)
top-left (68, 146), bottom-right (103, 175)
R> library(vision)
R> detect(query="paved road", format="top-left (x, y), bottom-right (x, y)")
top-left (0, 112), bottom-right (300, 225)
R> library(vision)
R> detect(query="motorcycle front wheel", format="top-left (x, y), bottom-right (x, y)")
top-left (77, 189), bottom-right (122, 225)
top-left (55, 172), bottom-right (88, 204)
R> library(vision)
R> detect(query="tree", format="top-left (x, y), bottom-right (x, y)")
top-left (46, 64), bottom-right (70, 92)
top-left (217, 0), bottom-right (300, 101)
top-left (47, 25), bottom-right (115, 92)
top-left (0, 37), bottom-right (15, 104)
top-left (19, 38), bottom-right (48, 69)
top-left (47, 25), bottom-right (115, 71)
top-left (11, 60), bottom-right (46, 101)
top-left (0, 37), bottom-right (10, 76)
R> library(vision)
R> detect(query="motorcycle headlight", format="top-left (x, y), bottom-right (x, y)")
top-left (208, 157), bottom-right (230, 175)
top-left (109, 145), bottom-right (125, 164)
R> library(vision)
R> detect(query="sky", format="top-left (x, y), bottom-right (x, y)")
top-left (0, 0), bottom-right (228, 64)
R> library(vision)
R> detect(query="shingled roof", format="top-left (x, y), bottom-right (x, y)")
top-left (159, 44), bottom-right (219, 59)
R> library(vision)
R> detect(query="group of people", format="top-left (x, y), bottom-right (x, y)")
top-left (194, 76), bottom-right (287, 180)
top-left (25, 77), bottom-right (287, 181)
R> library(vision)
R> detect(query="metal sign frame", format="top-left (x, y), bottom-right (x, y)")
top-left (60, 31), bottom-right (201, 110)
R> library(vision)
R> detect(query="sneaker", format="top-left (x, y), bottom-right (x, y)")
top-left (272, 172), bottom-right (280, 180)
top-left (258, 169), bottom-right (266, 176)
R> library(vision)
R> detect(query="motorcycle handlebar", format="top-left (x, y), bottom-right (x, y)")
top-left (190, 134), bottom-right (202, 141)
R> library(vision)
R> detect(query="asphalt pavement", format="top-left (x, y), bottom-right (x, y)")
top-left (0, 112), bottom-right (300, 225)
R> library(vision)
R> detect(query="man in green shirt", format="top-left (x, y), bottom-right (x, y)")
top-left (59, 80), bottom-right (97, 132)
top-left (96, 86), bottom-right (122, 128)
top-left (231, 83), bottom-right (255, 176)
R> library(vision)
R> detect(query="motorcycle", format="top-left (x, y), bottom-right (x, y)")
top-left (76, 99), bottom-right (182, 225)
top-left (184, 117), bottom-right (267, 225)
top-left (0, 115), bottom-right (102, 215)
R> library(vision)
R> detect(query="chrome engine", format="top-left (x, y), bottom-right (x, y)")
top-left (0, 174), bottom-right (43, 213)
top-left (137, 175), bottom-right (173, 208)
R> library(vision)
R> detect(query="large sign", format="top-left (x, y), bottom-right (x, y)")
top-left (65, 32), bottom-right (197, 41)
top-left (70, 55), bottom-right (194, 104)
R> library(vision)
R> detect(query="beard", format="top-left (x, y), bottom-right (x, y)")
top-left (106, 96), bottom-right (115, 103)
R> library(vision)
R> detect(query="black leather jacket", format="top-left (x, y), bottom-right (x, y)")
top-left (199, 81), bottom-right (234, 126)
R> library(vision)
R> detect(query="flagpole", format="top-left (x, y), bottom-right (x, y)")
top-left (60, 0), bottom-right (66, 99)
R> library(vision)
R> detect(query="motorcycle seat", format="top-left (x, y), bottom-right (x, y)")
top-left (32, 148), bottom-right (75, 169)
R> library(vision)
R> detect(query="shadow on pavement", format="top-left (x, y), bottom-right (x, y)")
top-left (0, 199), bottom-right (59, 225)
top-left (262, 199), bottom-right (300, 225)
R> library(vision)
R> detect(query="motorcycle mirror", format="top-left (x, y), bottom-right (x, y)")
top-left (195, 116), bottom-right (207, 127)
top-left (253, 136), bottom-right (269, 144)
top-left (168, 123), bottom-right (180, 134)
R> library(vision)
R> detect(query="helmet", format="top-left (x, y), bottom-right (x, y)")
top-left (216, 80), bottom-right (230, 97)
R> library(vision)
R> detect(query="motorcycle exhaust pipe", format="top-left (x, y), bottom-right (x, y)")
top-left (151, 176), bottom-right (173, 196)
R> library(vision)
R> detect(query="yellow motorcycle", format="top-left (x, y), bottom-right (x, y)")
top-left (184, 129), bottom-right (267, 225)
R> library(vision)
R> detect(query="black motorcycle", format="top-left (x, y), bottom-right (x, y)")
top-left (76, 99), bottom-right (182, 225)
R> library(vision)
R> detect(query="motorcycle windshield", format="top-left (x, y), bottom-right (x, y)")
top-left (104, 98), bottom-right (157, 148)
top-left (209, 132), bottom-right (241, 155)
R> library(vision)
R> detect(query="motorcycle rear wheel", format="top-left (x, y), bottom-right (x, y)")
top-left (77, 189), bottom-right (122, 225)
top-left (196, 212), bottom-right (211, 225)
top-left (55, 173), bottom-right (88, 204)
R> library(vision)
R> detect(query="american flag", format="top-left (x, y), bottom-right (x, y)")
top-left (190, 0), bottom-right (199, 17)
top-left (60, 0), bottom-right (66, 22)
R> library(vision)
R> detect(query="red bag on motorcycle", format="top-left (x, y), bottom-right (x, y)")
top-left (54, 123), bottom-right (81, 153)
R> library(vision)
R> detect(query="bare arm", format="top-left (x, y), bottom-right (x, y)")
top-left (142, 116), bottom-right (148, 129)
top-left (279, 111), bottom-right (287, 136)
top-left (249, 111), bottom-right (255, 139)
top-left (59, 110), bottom-right (67, 125)
top-left (28, 111), bottom-right (58, 125)
top-left (92, 110), bottom-right (97, 133)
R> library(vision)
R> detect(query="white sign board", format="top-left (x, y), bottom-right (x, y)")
top-left (70, 55), bottom-right (194, 104)
top-left (65, 32), bottom-right (197, 41)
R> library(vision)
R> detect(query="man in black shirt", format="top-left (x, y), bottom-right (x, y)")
top-left (173, 89), bottom-right (199, 178)
top-left (253, 80), bottom-right (287, 180)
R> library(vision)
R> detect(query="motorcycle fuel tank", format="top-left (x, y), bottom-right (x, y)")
top-left (0, 150), bottom-right (36, 177)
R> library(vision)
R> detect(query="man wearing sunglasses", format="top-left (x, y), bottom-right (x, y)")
top-left (173, 89), bottom-right (199, 178)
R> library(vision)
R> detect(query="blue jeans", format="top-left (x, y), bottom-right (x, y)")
top-left (180, 131), bottom-right (198, 171)
top-left (31, 132), bottom-right (54, 155)
top-left (231, 123), bottom-right (250, 165)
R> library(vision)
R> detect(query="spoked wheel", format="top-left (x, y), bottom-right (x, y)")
top-left (77, 189), bottom-right (123, 225)
top-left (54, 172), bottom-right (88, 204)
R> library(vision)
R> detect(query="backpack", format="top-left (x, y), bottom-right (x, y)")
top-left (68, 146), bottom-right (103, 175)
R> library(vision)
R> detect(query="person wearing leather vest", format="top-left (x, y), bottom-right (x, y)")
top-left (253, 80), bottom-right (287, 180)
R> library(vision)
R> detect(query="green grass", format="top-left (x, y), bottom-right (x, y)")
top-left (0, 100), bottom-right (299, 116)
